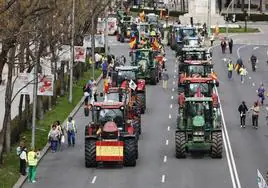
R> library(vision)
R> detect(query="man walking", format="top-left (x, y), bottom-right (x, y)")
top-left (238, 101), bottom-right (248, 128)
top-left (65, 117), bottom-right (77, 147)
top-left (162, 69), bottom-right (169, 89)
top-left (227, 60), bottom-right (234, 80)
top-left (228, 38), bottom-right (233, 54)
top-left (249, 102), bottom-right (260, 129)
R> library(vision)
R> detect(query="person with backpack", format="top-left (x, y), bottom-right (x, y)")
top-left (55, 121), bottom-right (64, 151)
top-left (257, 83), bottom-right (265, 106)
top-left (17, 142), bottom-right (27, 176)
top-left (238, 101), bottom-right (248, 128)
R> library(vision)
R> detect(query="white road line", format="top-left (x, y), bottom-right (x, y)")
top-left (172, 88), bottom-right (175, 91)
top-left (163, 155), bottom-right (167, 163)
top-left (167, 126), bottom-right (170, 131)
top-left (237, 44), bottom-right (249, 58)
top-left (161, 174), bottom-right (166, 183)
top-left (249, 76), bottom-right (251, 79)
top-left (170, 104), bottom-right (173, 109)
top-left (174, 70), bottom-right (177, 73)
top-left (174, 75), bottom-right (176, 79)
top-left (253, 46), bottom-right (259, 50)
top-left (168, 114), bottom-right (171, 119)
top-left (267, 49), bottom-right (268, 57)
top-left (91, 176), bottom-right (97, 184)
top-left (252, 82), bottom-right (255, 86)
top-left (173, 81), bottom-right (175, 85)
top-left (171, 96), bottom-right (174, 99)
top-left (165, 139), bottom-right (169, 145)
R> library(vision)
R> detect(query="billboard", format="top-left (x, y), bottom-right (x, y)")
top-left (83, 34), bottom-right (105, 48)
top-left (74, 46), bottom-right (86, 62)
top-left (37, 74), bottom-right (54, 96)
top-left (17, 73), bottom-right (30, 95)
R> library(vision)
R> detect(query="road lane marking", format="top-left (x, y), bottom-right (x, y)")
top-left (174, 75), bottom-right (176, 79)
top-left (163, 155), bottom-right (167, 163)
top-left (174, 70), bottom-right (177, 73)
top-left (165, 139), bottom-right (169, 145)
top-left (172, 88), bottom-right (175, 91)
top-left (91, 176), bottom-right (97, 184)
top-left (237, 44), bottom-right (249, 58)
top-left (173, 81), bottom-right (175, 85)
top-left (252, 82), bottom-right (255, 86)
top-left (171, 96), bottom-right (174, 99)
top-left (169, 114), bottom-right (171, 119)
top-left (249, 76), bottom-right (251, 79)
top-left (167, 126), bottom-right (170, 131)
top-left (253, 46), bottom-right (259, 50)
top-left (161, 174), bottom-right (166, 183)
top-left (170, 104), bottom-right (173, 108)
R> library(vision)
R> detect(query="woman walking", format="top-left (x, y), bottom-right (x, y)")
top-left (48, 124), bottom-right (60, 152)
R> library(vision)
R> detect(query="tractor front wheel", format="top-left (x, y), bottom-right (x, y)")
top-left (211, 132), bottom-right (223, 158)
top-left (150, 71), bottom-right (157, 85)
top-left (175, 132), bottom-right (186, 158)
top-left (85, 138), bottom-right (97, 167)
top-left (136, 92), bottom-right (146, 114)
top-left (124, 139), bottom-right (137, 166)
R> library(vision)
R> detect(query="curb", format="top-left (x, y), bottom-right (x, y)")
top-left (12, 73), bottom-right (103, 188)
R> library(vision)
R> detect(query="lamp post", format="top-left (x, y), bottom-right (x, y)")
top-left (91, 14), bottom-right (95, 79)
top-left (225, 0), bottom-right (235, 38)
top-left (69, 0), bottom-right (75, 103)
top-left (105, 10), bottom-right (108, 56)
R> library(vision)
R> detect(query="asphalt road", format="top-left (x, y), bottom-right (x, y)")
top-left (22, 37), bottom-right (268, 188)
top-left (212, 43), bottom-right (268, 188)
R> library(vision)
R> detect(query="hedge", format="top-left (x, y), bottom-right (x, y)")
top-left (221, 13), bottom-right (268, 22)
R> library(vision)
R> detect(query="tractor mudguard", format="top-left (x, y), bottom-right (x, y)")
top-left (211, 129), bottom-right (222, 133)
top-left (122, 135), bottom-right (136, 139)
top-left (85, 135), bottom-right (98, 140)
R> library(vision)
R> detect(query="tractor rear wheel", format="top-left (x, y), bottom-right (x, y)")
top-left (211, 132), bottom-right (223, 158)
top-left (175, 132), bottom-right (186, 158)
top-left (178, 86), bottom-right (184, 95)
top-left (136, 92), bottom-right (146, 114)
top-left (85, 139), bottom-right (97, 167)
top-left (150, 70), bottom-right (157, 85)
top-left (123, 139), bottom-right (137, 166)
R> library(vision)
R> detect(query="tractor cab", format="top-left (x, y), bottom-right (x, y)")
top-left (178, 47), bottom-right (211, 62)
top-left (178, 60), bottom-right (213, 76)
top-left (145, 13), bottom-right (159, 25)
top-left (111, 66), bottom-right (139, 87)
top-left (183, 36), bottom-right (201, 48)
top-left (178, 77), bottom-right (218, 96)
top-left (117, 16), bottom-right (134, 42)
top-left (130, 49), bottom-right (155, 63)
top-left (137, 23), bottom-right (150, 41)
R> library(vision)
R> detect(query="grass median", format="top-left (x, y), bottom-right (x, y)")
top-left (0, 68), bottom-right (101, 188)
top-left (215, 27), bottom-right (260, 33)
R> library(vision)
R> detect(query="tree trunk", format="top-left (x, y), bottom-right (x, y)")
top-left (4, 46), bottom-right (16, 152)
top-left (0, 42), bottom-right (9, 85)
top-left (59, 61), bottom-right (65, 96)
top-left (18, 94), bottom-right (24, 126)
top-left (25, 94), bottom-right (31, 129)
top-left (241, 0), bottom-right (245, 11)
top-left (50, 43), bottom-right (57, 105)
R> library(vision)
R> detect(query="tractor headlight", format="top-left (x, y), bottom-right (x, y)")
top-left (193, 131), bottom-right (204, 136)
top-left (120, 106), bottom-right (124, 110)
top-left (96, 107), bottom-right (101, 111)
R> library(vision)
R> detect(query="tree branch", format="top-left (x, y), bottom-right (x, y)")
top-left (0, 0), bottom-right (18, 14)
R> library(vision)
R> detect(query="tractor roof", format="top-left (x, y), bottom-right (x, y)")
top-left (137, 23), bottom-right (149, 26)
top-left (183, 60), bottom-right (212, 65)
top-left (115, 66), bottom-right (139, 71)
top-left (185, 97), bottom-right (213, 102)
top-left (93, 101), bottom-right (124, 108)
top-left (182, 47), bottom-right (207, 51)
top-left (182, 77), bottom-right (216, 83)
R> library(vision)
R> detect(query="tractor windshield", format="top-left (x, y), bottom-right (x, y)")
top-left (189, 83), bottom-right (208, 96)
top-left (185, 38), bottom-right (199, 46)
top-left (186, 101), bottom-right (211, 127)
top-left (139, 25), bottom-right (149, 33)
top-left (106, 92), bottom-right (128, 103)
top-left (118, 70), bottom-right (136, 82)
top-left (181, 28), bottom-right (196, 37)
top-left (137, 59), bottom-right (148, 72)
top-left (97, 108), bottom-right (124, 126)
top-left (183, 51), bottom-right (206, 60)
top-left (188, 65), bottom-right (205, 76)
top-left (147, 15), bottom-right (158, 24)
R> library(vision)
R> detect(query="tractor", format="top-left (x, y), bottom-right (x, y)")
top-left (178, 60), bottom-right (219, 89)
top-left (129, 49), bottom-right (160, 85)
top-left (136, 23), bottom-right (150, 42)
top-left (176, 95), bottom-right (222, 158)
top-left (84, 101), bottom-right (138, 167)
top-left (110, 66), bottom-right (146, 114)
top-left (117, 16), bottom-right (133, 42)
top-left (105, 86), bottom-right (142, 137)
top-left (177, 77), bottom-right (219, 96)
top-left (177, 47), bottom-right (212, 62)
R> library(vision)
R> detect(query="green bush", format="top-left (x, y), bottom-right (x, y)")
top-left (221, 13), bottom-right (268, 22)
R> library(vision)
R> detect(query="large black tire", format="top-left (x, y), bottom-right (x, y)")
top-left (136, 93), bottom-right (146, 114)
top-left (85, 139), bottom-right (97, 167)
top-left (211, 132), bottom-right (223, 158)
top-left (175, 132), bottom-right (186, 158)
top-left (150, 70), bottom-right (157, 85)
top-left (123, 139), bottom-right (137, 166)
top-left (135, 140), bottom-right (139, 159)
top-left (84, 107), bottom-right (89, 117)
top-left (178, 86), bottom-right (184, 95)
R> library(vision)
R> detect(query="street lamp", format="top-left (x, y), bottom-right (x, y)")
top-left (69, 0), bottom-right (75, 103)
top-left (225, 0), bottom-right (236, 37)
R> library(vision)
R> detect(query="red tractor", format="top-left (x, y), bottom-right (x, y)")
top-left (110, 66), bottom-right (146, 114)
top-left (85, 101), bottom-right (138, 167)
top-left (106, 86), bottom-right (142, 137)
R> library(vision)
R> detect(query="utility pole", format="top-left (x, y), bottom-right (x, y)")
top-left (248, 0), bottom-right (251, 16)
top-left (207, 0), bottom-right (211, 37)
top-left (91, 14), bottom-right (95, 79)
top-left (69, 0), bottom-right (75, 103)
top-left (31, 19), bottom-right (38, 150)
top-left (225, 0), bottom-right (235, 37)
top-left (105, 10), bottom-right (108, 56)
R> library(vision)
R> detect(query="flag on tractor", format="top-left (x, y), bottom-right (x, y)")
top-left (129, 38), bottom-right (136, 49)
top-left (257, 169), bottom-right (268, 188)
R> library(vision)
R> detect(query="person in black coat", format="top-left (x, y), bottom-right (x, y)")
top-left (228, 38), bottom-right (233, 54)
top-left (238, 101), bottom-right (248, 128)
top-left (221, 40), bottom-right (227, 54)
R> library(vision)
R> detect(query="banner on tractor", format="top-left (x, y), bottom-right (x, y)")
top-left (96, 141), bottom-right (124, 161)
top-left (74, 46), bottom-right (86, 62)
top-left (129, 79), bottom-right (137, 90)
top-left (37, 74), bottom-right (54, 96)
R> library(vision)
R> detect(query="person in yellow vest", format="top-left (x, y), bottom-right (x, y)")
top-left (239, 65), bottom-right (247, 84)
top-left (27, 148), bottom-right (40, 183)
top-left (227, 60), bottom-right (234, 80)
top-left (150, 30), bottom-right (156, 37)
top-left (65, 117), bottom-right (77, 147)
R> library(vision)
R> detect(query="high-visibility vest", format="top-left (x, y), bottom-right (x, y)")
top-left (28, 151), bottom-right (37, 166)
top-left (228, 63), bottom-right (233, 71)
top-left (240, 68), bottom-right (247, 75)
top-left (150, 30), bottom-right (156, 36)
top-left (66, 120), bottom-right (76, 131)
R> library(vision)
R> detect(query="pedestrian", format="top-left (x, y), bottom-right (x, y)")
top-left (210, 34), bottom-right (215, 46)
top-left (162, 69), bottom-right (169, 89)
top-left (48, 124), bottom-right (60, 152)
top-left (221, 40), bottom-right (226, 54)
top-left (236, 57), bottom-right (243, 74)
top-left (83, 82), bottom-right (91, 105)
top-left (250, 54), bottom-right (257, 71)
top-left (17, 142), bottom-right (27, 176)
top-left (238, 101), bottom-right (248, 128)
top-left (92, 81), bottom-right (98, 102)
top-left (55, 121), bottom-right (64, 151)
top-left (95, 53), bottom-right (102, 69)
top-left (228, 38), bottom-right (233, 54)
top-left (239, 65), bottom-right (247, 84)
top-left (257, 83), bottom-right (265, 106)
top-left (27, 148), bottom-right (40, 183)
top-left (65, 117), bottom-right (77, 147)
top-left (101, 57), bottom-right (108, 79)
top-left (227, 60), bottom-right (234, 80)
top-left (249, 101), bottom-right (260, 129)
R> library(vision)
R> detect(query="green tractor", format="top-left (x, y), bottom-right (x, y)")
top-left (176, 96), bottom-right (222, 158)
top-left (117, 16), bottom-right (133, 43)
top-left (129, 49), bottom-right (160, 85)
